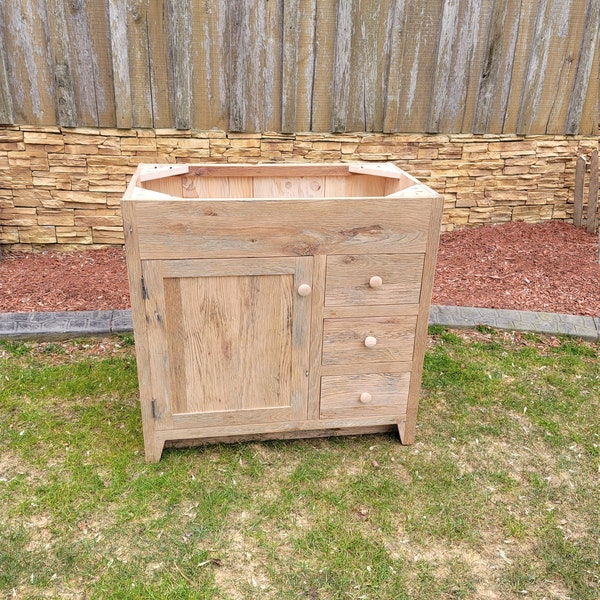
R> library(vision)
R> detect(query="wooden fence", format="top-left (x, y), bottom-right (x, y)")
top-left (0, 0), bottom-right (598, 134)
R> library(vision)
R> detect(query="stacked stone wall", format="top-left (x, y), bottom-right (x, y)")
top-left (0, 125), bottom-right (597, 250)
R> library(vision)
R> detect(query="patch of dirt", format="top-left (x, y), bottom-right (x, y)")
top-left (0, 220), bottom-right (599, 316)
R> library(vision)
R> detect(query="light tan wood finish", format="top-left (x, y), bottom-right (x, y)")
top-left (325, 254), bottom-right (424, 306)
top-left (320, 373), bottom-right (410, 419)
top-left (122, 162), bottom-right (442, 461)
top-left (322, 316), bottom-right (417, 366)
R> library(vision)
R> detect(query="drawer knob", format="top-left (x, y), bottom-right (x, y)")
top-left (359, 392), bottom-right (373, 404)
top-left (369, 275), bottom-right (383, 288)
top-left (297, 284), bottom-right (312, 297)
top-left (364, 336), bottom-right (377, 348)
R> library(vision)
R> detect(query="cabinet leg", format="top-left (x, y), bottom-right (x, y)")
top-left (397, 420), bottom-right (415, 445)
top-left (144, 437), bottom-right (165, 463)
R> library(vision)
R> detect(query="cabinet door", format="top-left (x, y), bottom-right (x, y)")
top-left (141, 257), bottom-right (313, 430)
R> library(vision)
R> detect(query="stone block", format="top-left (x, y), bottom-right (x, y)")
top-left (51, 190), bottom-right (107, 208)
top-left (12, 189), bottom-right (52, 208)
top-left (1, 208), bottom-right (37, 226)
top-left (56, 226), bottom-right (93, 244)
top-left (19, 226), bottom-right (57, 244)
top-left (92, 226), bottom-right (125, 244)
top-left (75, 209), bottom-right (123, 227)
top-left (0, 226), bottom-right (19, 243)
top-left (37, 208), bottom-right (75, 226)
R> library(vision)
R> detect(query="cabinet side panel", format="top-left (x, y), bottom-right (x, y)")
top-left (401, 195), bottom-right (444, 443)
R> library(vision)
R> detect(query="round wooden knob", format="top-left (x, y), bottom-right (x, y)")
top-left (297, 284), bottom-right (312, 297)
top-left (359, 392), bottom-right (372, 404)
top-left (369, 275), bottom-right (383, 288)
top-left (364, 336), bottom-right (377, 348)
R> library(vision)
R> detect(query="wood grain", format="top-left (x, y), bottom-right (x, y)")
top-left (325, 254), bottom-right (425, 306)
top-left (0, 0), bottom-right (596, 134)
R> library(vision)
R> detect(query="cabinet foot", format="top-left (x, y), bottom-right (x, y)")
top-left (397, 421), bottom-right (415, 445)
top-left (144, 438), bottom-right (165, 463)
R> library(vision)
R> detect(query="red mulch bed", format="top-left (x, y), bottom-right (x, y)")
top-left (0, 220), bottom-right (599, 317)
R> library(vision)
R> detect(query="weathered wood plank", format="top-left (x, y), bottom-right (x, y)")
top-left (516, 1), bottom-right (575, 134)
top-left (125, 1), bottom-right (153, 128)
top-left (473, 0), bottom-right (521, 133)
top-left (60, 0), bottom-right (113, 127)
top-left (311, 0), bottom-right (336, 131)
top-left (281, 0), bottom-right (301, 133)
top-left (565, 0), bottom-right (600, 135)
top-left (167, 0), bottom-right (192, 130)
top-left (146, 0), bottom-right (173, 128)
top-left (573, 155), bottom-right (586, 227)
top-left (228, 0), bottom-right (282, 132)
top-left (192, 1), bottom-right (229, 130)
top-left (544, 3), bottom-right (588, 135)
top-left (107, 0), bottom-right (132, 128)
top-left (0, 5), bottom-right (15, 124)
top-left (331, 0), bottom-right (353, 132)
top-left (45, 0), bottom-right (76, 127)
top-left (1, 0), bottom-right (56, 125)
top-left (345, 0), bottom-right (393, 132)
top-left (429, 0), bottom-right (483, 133)
top-left (502, 0), bottom-right (539, 133)
top-left (289, 0), bottom-right (317, 132)
top-left (385, 0), bottom-right (444, 133)
top-left (587, 149), bottom-right (598, 234)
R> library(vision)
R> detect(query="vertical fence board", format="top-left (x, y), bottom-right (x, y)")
top-left (564, 0), bottom-right (600, 134)
top-left (261, 0), bottom-right (283, 132)
top-left (291, 0), bottom-right (317, 132)
top-left (310, 1), bottom-right (336, 132)
top-left (544, 4), bottom-right (588, 135)
top-left (473, 0), bottom-right (520, 133)
top-left (428, 0), bottom-right (482, 133)
top-left (587, 149), bottom-right (598, 234)
top-left (331, 0), bottom-right (354, 132)
top-left (147, 0), bottom-right (173, 128)
top-left (0, 6), bottom-right (15, 125)
top-left (167, 0), bottom-right (192, 130)
top-left (45, 0), bottom-right (77, 127)
top-left (344, 0), bottom-right (393, 132)
top-left (1, 0), bottom-right (55, 125)
top-left (573, 155), bottom-right (586, 227)
top-left (125, 1), bottom-right (153, 129)
top-left (192, 1), bottom-right (229, 131)
top-left (385, 0), bottom-right (443, 133)
top-left (107, 0), bottom-right (132, 128)
top-left (281, 0), bottom-right (301, 133)
top-left (228, 0), bottom-right (283, 132)
top-left (517, 1), bottom-right (574, 134)
top-left (461, 0), bottom-right (494, 133)
top-left (502, 1), bottom-right (538, 133)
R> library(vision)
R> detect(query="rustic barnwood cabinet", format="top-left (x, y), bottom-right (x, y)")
top-left (122, 163), bottom-right (442, 461)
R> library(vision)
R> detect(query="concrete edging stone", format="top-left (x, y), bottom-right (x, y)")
top-left (0, 306), bottom-right (598, 342)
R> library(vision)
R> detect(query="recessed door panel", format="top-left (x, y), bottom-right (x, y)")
top-left (142, 257), bottom-right (312, 429)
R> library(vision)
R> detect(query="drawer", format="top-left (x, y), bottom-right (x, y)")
top-left (322, 316), bottom-right (416, 366)
top-left (325, 254), bottom-right (424, 306)
top-left (320, 373), bottom-right (410, 419)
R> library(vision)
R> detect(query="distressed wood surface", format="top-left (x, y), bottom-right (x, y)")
top-left (574, 155), bottom-right (587, 227)
top-left (587, 149), bottom-right (598, 234)
top-left (0, 0), bottom-right (595, 134)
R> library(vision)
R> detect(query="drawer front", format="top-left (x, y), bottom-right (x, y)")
top-left (322, 316), bottom-right (416, 366)
top-left (325, 254), bottom-right (424, 307)
top-left (320, 373), bottom-right (410, 419)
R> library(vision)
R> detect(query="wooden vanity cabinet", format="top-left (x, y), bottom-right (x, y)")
top-left (122, 163), bottom-right (442, 461)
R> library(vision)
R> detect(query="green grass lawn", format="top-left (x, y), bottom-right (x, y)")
top-left (0, 328), bottom-right (598, 599)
